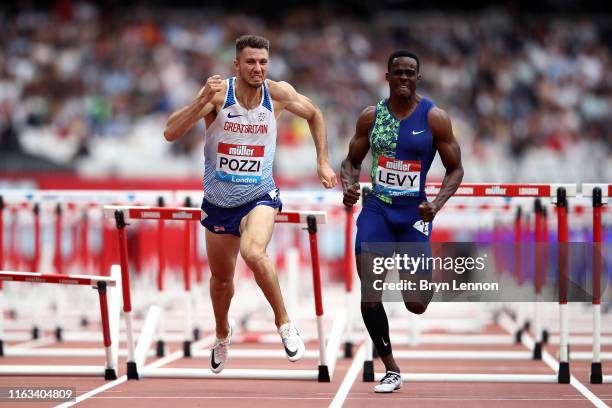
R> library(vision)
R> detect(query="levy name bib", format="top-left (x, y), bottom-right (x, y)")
top-left (374, 157), bottom-right (421, 196)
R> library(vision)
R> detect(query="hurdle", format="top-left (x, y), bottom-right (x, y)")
top-left (359, 183), bottom-right (576, 383)
top-left (0, 267), bottom-right (121, 379)
top-left (0, 190), bottom-right (176, 343)
top-left (103, 204), bottom-right (346, 382)
top-left (354, 184), bottom-right (545, 346)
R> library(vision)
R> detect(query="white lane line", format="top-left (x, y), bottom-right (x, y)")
top-left (499, 314), bottom-right (610, 408)
top-left (54, 334), bottom-right (216, 408)
top-left (329, 344), bottom-right (364, 408)
top-left (7, 337), bottom-right (56, 349)
top-left (90, 396), bottom-right (332, 400)
top-left (344, 397), bottom-right (612, 401)
top-left (56, 376), bottom-right (128, 408)
top-left (85, 396), bottom-right (605, 401)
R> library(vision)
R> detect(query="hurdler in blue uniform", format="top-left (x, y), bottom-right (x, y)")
top-left (341, 50), bottom-right (463, 393)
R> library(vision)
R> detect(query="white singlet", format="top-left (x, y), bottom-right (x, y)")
top-left (203, 77), bottom-right (277, 208)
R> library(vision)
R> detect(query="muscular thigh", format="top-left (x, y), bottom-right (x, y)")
top-left (206, 229), bottom-right (240, 280)
top-left (355, 198), bottom-right (395, 255)
top-left (239, 205), bottom-right (277, 254)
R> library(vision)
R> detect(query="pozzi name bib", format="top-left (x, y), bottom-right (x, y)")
top-left (215, 143), bottom-right (265, 184)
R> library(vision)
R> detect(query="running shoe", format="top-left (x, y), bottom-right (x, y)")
top-left (278, 322), bottom-right (305, 362)
top-left (374, 371), bottom-right (402, 393)
top-left (210, 324), bottom-right (232, 374)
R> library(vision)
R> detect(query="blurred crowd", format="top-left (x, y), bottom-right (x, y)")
top-left (0, 2), bottom-right (610, 183)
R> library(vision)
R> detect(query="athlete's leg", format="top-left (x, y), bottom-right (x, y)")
top-left (206, 229), bottom-right (240, 339)
top-left (355, 197), bottom-right (401, 374)
top-left (239, 205), bottom-right (289, 328)
top-left (357, 252), bottom-right (401, 374)
top-left (395, 213), bottom-right (434, 315)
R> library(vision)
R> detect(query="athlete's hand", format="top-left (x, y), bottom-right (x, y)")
top-left (197, 75), bottom-right (223, 102)
top-left (343, 183), bottom-right (361, 207)
top-left (317, 161), bottom-right (337, 189)
top-left (419, 202), bottom-right (438, 222)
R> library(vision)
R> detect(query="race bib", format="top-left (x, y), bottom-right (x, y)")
top-left (374, 157), bottom-right (420, 196)
top-left (216, 142), bottom-right (264, 184)
top-left (413, 220), bottom-right (429, 236)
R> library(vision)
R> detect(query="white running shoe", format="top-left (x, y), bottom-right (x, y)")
top-left (278, 322), bottom-right (305, 362)
top-left (374, 371), bottom-right (402, 393)
top-left (210, 325), bottom-right (232, 374)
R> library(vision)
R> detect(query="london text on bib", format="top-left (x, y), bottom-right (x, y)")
top-left (215, 142), bottom-right (264, 184)
top-left (374, 157), bottom-right (421, 196)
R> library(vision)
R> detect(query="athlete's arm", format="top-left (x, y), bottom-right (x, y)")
top-left (340, 106), bottom-right (375, 207)
top-left (272, 81), bottom-right (337, 189)
top-left (163, 75), bottom-right (223, 142)
top-left (419, 107), bottom-right (464, 221)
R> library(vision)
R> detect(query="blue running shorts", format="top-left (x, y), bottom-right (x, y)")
top-left (200, 188), bottom-right (282, 236)
top-left (355, 195), bottom-right (432, 272)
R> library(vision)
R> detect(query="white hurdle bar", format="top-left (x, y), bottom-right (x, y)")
top-left (358, 184), bottom-right (576, 383)
top-left (104, 205), bottom-right (345, 382)
top-left (0, 268), bottom-right (120, 379)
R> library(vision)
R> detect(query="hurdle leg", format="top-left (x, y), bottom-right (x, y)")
top-left (532, 297), bottom-right (542, 360)
top-left (363, 333), bottom-right (375, 382)
top-left (96, 281), bottom-right (117, 380)
top-left (556, 187), bottom-right (570, 384)
top-left (592, 303), bottom-right (603, 383)
top-left (343, 205), bottom-right (355, 358)
top-left (307, 216), bottom-right (330, 382)
top-left (155, 299), bottom-right (166, 357)
top-left (114, 210), bottom-right (138, 379)
top-left (591, 187), bottom-right (603, 384)
top-left (182, 215), bottom-right (193, 357)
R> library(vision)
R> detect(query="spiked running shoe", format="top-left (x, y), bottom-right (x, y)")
top-left (210, 325), bottom-right (232, 374)
top-left (374, 371), bottom-right (402, 393)
top-left (278, 322), bottom-right (305, 362)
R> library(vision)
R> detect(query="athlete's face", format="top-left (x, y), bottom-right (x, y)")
top-left (235, 47), bottom-right (269, 88)
top-left (386, 57), bottom-right (420, 98)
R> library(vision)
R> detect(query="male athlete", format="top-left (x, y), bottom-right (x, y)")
top-left (341, 50), bottom-right (463, 392)
top-left (164, 35), bottom-right (337, 373)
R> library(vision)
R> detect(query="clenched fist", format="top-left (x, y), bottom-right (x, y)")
top-left (197, 75), bottom-right (223, 101)
top-left (343, 183), bottom-right (361, 207)
top-left (418, 201), bottom-right (438, 222)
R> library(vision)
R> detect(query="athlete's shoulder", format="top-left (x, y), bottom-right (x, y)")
top-left (266, 80), bottom-right (296, 102)
top-left (358, 105), bottom-right (376, 122)
top-left (356, 106), bottom-right (376, 133)
top-left (427, 106), bottom-right (453, 139)
top-left (427, 105), bottom-right (450, 124)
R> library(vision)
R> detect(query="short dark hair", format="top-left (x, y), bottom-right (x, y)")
top-left (235, 35), bottom-right (270, 56)
top-left (387, 50), bottom-right (420, 72)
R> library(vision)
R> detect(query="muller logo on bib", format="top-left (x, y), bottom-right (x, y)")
top-left (216, 142), bottom-right (265, 185)
top-left (228, 145), bottom-right (255, 156)
top-left (375, 156), bottom-right (421, 196)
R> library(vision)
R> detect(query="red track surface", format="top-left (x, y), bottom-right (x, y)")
top-left (2, 324), bottom-right (612, 408)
